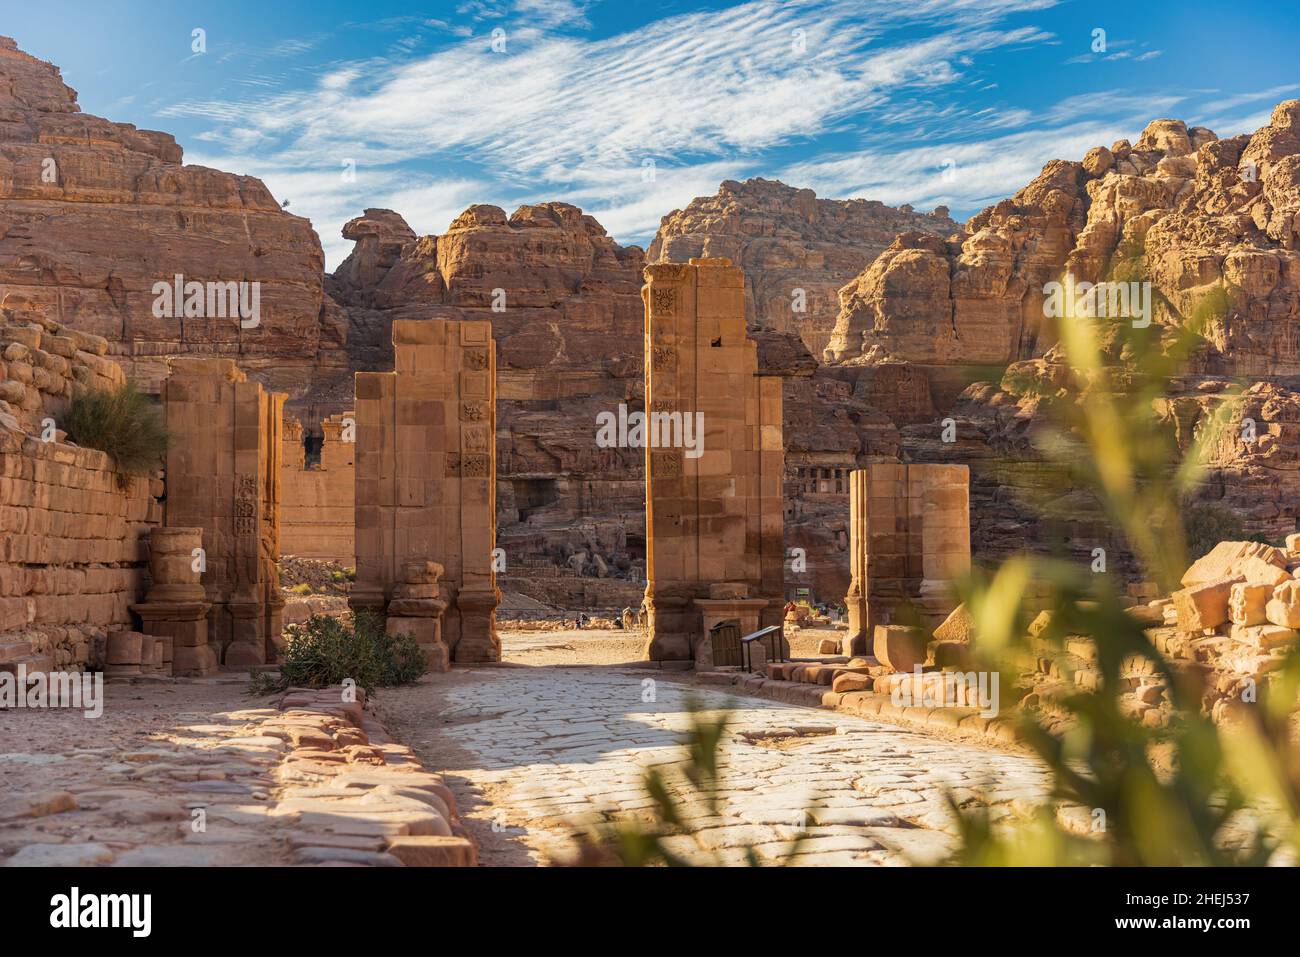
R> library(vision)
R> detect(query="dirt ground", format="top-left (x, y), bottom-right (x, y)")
top-left (492, 622), bottom-right (845, 667)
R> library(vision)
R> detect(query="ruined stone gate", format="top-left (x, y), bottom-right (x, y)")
top-left (641, 258), bottom-right (786, 662)
top-left (349, 318), bottom-right (501, 665)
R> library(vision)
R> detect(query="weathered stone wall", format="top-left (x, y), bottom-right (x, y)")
top-left (281, 412), bottom-right (355, 562)
top-left (0, 301), bottom-right (162, 673)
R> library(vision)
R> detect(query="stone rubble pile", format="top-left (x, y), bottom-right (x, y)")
top-left (1026, 538), bottom-right (1300, 733)
top-left (700, 538), bottom-right (1300, 747)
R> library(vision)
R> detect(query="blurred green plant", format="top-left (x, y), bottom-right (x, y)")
top-left (570, 699), bottom-right (808, 866)
top-left (248, 611), bottom-right (426, 696)
top-left (946, 266), bottom-right (1300, 865)
top-left (64, 379), bottom-right (168, 476)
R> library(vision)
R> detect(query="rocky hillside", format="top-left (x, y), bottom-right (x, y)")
top-left (650, 178), bottom-right (957, 358)
top-left (0, 36), bottom-right (348, 422)
top-left (822, 101), bottom-right (1300, 576)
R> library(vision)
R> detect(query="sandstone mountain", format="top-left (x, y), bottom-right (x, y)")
top-left (650, 177), bottom-right (957, 358)
top-left (823, 101), bottom-right (1300, 576)
top-left (0, 36), bottom-right (348, 422)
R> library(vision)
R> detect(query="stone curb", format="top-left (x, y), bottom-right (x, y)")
top-left (691, 671), bottom-right (1027, 750)
top-left (264, 685), bottom-right (479, 866)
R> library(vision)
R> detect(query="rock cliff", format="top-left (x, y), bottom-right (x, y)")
top-left (650, 178), bottom-right (957, 358)
top-left (0, 36), bottom-right (348, 421)
top-left (826, 102), bottom-right (1300, 582)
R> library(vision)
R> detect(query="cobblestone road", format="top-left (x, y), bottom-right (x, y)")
top-left (382, 665), bottom-right (1053, 866)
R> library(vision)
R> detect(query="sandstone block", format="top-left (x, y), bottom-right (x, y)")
top-left (1181, 541), bottom-right (1285, 588)
top-left (1172, 577), bottom-right (1240, 631)
top-left (831, 672), bottom-right (873, 693)
top-left (932, 603), bottom-right (973, 643)
top-left (384, 836), bottom-right (476, 867)
top-left (873, 624), bottom-right (926, 673)
top-left (932, 640), bottom-right (973, 669)
top-left (1229, 582), bottom-right (1271, 626)
top-left (1237, 555), bottom-right (1290, 587)
top-left (105, 630), bottom-right (142, 665)
top-left (1266, 580), bottom-right (1300, 628)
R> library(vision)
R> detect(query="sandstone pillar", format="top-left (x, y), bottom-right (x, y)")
top-left (843, 463), bottom-right (969, 655)
top-left (352, 319), bottom-right (500, 663)
top-left (386, 561), bottom-right (450, 672)
top-left (161, 358), bottom-right (285, 667)
top-left (131, 526), bottom-right (214, 676)
top-left (918, 465), bottom-right (971, 623)
top-left (642, 257), bottom-right (785, 662)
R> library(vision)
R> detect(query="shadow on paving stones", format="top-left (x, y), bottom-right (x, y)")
top-left (427, 769), bottom-right (538, 866)
top-left (0, 680), bottom-right (295, 867)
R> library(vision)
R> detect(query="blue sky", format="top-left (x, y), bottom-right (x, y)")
top-left (7, 0), bottom-right (1298, 267)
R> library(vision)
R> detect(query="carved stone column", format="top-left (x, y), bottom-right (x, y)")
top-left (131, 526), bottom-right (214, 676)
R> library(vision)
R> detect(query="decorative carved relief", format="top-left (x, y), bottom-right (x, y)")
top-left (651, 286), bottom-right (677, 316)
top-left (652, 346), bottom-right (677, 371)
top-left (460, 402), bottom-right (486, 422)
top-left (234, 473), bottom-right (257, 535)
top-left (464, 349), bottom-right (490, 371)
top-left (651, 451), bottom-right (682, 478)
top-left (462, 453), bottom-right (491, 478)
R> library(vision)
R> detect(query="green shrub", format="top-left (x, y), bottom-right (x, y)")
top-left (289, 583), bottom-right (314, 595)
top-left (63, 380), bottom-right (168, 475)
top-left (251, 612), bottom-right (426, 696)
top-left (1184, 504), bottom-right (1244, 560)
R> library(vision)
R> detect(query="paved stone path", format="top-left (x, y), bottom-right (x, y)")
top-left (0, 679), bottom-right (471, 867)
top-left (383, 666), bottom-right (1053, 866)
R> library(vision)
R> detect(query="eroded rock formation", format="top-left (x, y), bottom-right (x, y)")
top-left (327, 202), bottom-right (649, 609)
top-left (650, 178), bottom-right (957, 358)
top-left (818, 102), bottom-right (1300, 580)
top-left (0, 36), bottom-right (348, 423)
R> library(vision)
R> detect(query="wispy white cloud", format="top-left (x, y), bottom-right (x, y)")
top-left (166, 0), bottom-right (1066, 266)
top-left (1193, 84), bottom-right (1300, 119)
